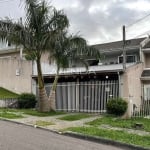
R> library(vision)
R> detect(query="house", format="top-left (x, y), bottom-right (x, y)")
top-left (0, 39), bottom-right (33, 94)
top-left (32, 37), bottom-right (150, 116)
top-left (0, 37), bottom-right (150, 116)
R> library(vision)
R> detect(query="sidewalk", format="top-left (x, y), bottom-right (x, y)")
top-left (10, 113), bottom-right (101, 131)
top-left (5, 113), bottom-right (150, 136)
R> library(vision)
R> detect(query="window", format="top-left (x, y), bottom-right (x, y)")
top-left (118, 56), bottom-right (123, 63)
top-left (127, 55), bottom-right (136, 63)
top-left (144, 85), bottom-right (150, 101)
top-left (87, 59), bottom-right (99, 66)
top-left (8, 41), bottom-right (11, 47)
top-left (118, 55), bottom-right (136, 63)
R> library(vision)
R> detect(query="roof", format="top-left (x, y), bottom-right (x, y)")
top-left (143, 39), bottom-right (150, 49)
top-left (93, 37), bottom-right (145, 53)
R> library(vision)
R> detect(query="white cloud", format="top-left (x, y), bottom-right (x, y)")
top-left (124, 0), bottom-right (150, 12)
top-left (51, 0), bottom-right (83, 10)
top-left (89, 5), bottom-right (102, 14)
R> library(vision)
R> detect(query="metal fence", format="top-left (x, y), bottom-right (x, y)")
top-left (132, 85), bottom-right (150, 117)
top-left (132, 99), bottom-right (150, 117)
top-left (37, 80), bottom-right (119, 113)
top-left (0, 98), bottom-right (18, 108)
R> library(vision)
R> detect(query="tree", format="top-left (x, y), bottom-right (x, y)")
top-left (48, 32), bottom-right (101, 110)
top-left (0, 0), bottom-right (69, 112)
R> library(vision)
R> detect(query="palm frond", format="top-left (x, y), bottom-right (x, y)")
top-left (49, 31), bottom-right (101, 71)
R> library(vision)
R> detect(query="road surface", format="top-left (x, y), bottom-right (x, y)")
top-left (0, 120), bottom-right (125, 150)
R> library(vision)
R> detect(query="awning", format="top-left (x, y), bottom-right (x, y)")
top-left (141, 69), bottom-right (150, 80)
top-left (33, 63), bottom-right (135, 77)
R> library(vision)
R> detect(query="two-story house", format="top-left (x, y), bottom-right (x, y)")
top-left (31, 37), bottom-right (148, 116)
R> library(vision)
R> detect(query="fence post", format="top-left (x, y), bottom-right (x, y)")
top-left (76, 79), bottom-right (79, 112)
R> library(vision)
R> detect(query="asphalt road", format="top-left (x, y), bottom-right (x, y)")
top-left (0, 120), bottom-right (125, 150)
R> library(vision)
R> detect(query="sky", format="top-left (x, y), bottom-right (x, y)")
top-left (0, 0), bottom-right (150, 45)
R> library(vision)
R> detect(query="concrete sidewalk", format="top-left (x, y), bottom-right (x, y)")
top-left (10, 113), bottom-right (101, 131)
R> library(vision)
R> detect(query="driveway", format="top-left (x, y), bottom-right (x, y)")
top-left (0, 120), bottom-right (124, 150)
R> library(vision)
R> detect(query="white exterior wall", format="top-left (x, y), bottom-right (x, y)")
top-left (0, 57), bottom-right (32, 94)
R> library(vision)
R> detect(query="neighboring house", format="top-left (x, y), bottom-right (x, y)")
top-left (0, 37), bottom-right (150, 116)
top-left (0, 40), bottom-right (33, 94)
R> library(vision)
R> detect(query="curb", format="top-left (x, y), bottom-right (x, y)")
top-left (0, 118), bottom-right (149, 150)
top-left (64, 131), bottom-right (150, 150)
top-left (0, 118), bottom-right (60, 134)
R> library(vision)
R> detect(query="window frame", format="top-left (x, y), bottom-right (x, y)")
top-left (118, 55), bottom-right (136, 64)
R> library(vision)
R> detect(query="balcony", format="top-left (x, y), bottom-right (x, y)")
top-left (32, 62), bottom-right (135, 76)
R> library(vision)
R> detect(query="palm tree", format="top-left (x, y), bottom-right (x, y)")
top-left (48, 32), bottom-right (101, 111)
top-left (0, 0), bottom-right (69, 112)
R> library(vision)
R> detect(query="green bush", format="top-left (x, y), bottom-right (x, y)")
top-left (106, 97), bottom-right (128, 116)
top-left (18, 93), bottom-right (36, 108)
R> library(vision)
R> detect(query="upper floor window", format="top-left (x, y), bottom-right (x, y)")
top-left (8, 41), bottom-right (11, 47)
top-left (118, 55), bottom-right (136, 63)
top-left (87, 59), bottom-right (99, 66)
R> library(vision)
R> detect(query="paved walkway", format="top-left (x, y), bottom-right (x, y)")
top-left (11, 113), bottom-right (101, 131)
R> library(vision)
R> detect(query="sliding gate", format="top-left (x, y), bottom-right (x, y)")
top-left (38, 80), bottom-right (119, 113)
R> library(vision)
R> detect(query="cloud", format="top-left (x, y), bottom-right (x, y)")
top-left (53, 0), bottom-right (150, 44)
top-left (0, 0), bottom-right (24, 20)
top-left (1, 0), bottom-right (150, 44)
top-left (124, 0), bottom-right (150, 12)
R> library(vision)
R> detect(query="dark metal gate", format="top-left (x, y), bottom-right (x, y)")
top-left (37, 80), bottom-right (119, 113)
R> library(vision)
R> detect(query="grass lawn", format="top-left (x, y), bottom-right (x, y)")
top-left (58, 113), bottom-right (91, 121)
top-left (0, 108), bottom-right (65, 117)
top-left (0, 87), bottom-right (19, 99)
top-left (66, 127), bottom-right (150, 148)
top-left (35, 120), bottom-right (55, 126)
top-left (20, 109), bottom-right (65, 117)
top-left (86, 116), bottom-right (150, 132)
top-left (0, 111), bottom-right (23, 119)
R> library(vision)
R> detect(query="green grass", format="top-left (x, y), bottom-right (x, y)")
top-left (67, 127), bottom-right (150, 148)
top-left (35, 120), bottom-right (55, 126)
top-left (58, 113), bottom-right (91, 121)
top-left (86, 116), bottom-right (150, 132)
top-left (0, 87), bottom-right (19, 99)
top-left (20, 109), bottom-right (65, 117)
top-left (0, 108), bottom-right (65, 117)
top-left (0, 111), bottom-right (23, 119)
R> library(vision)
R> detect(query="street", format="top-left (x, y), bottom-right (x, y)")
top-left (0, 120), bottom-right (125, 150)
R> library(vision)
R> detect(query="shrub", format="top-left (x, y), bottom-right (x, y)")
top-left (18, 93), bottom-right (36, 108)
top-left (106, 97), bottom-right (128, 116)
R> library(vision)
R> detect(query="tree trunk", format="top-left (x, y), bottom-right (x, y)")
top-left (48, 68), bottom-right (59, 111)
top-left (37, 58), bottom-right (49, 112)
